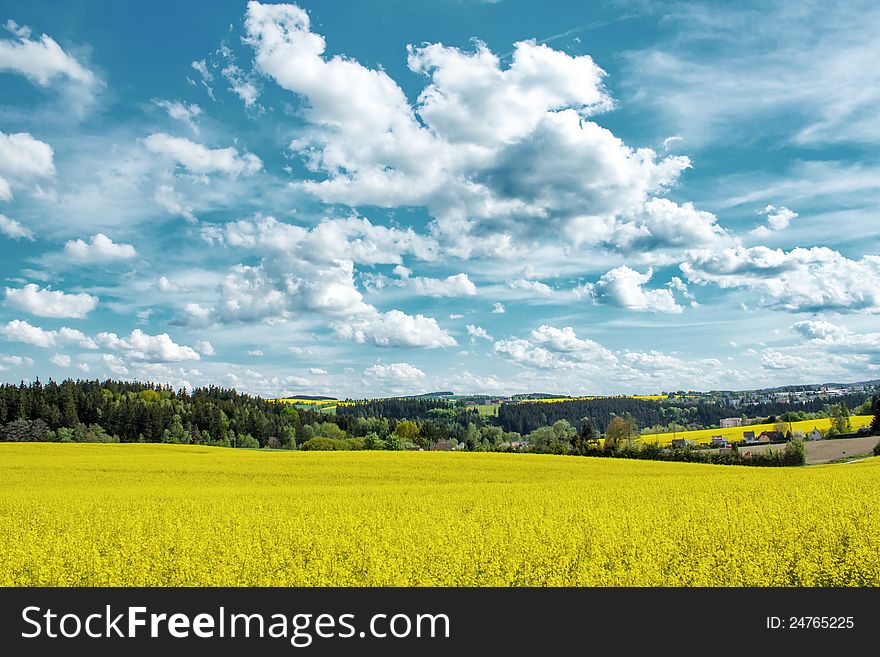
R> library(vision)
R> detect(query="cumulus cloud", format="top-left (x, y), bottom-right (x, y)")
top-left (466, 324), bottom-right (493, 341)
top-left (155, 275), bottom-right (182, 293)
top-left (64, 233), bottom-right (137, 262)
top-left (243, 2), bottom-right (690, 256)
top-left (0, 319), bottom-right (97, 349)
top-left (335, 310), bottom-right (457, 349)
top-left (491, 324), bottom-right (746, 390)
top-left (154, 185), bottom-right (197, 222)
top-left (190, 215), bottom-right (445, 331)
top-left (681, 246), bottom-right (880, 313)
top-left (364, 362), bottom-right (426, 382)
top-left (155, 99), bottom-right (202, 132)
top-left (218, 43), bottom-right (260, 108)
top-left (791, 320), bottom-right (880, 361)
top-left (0, 20), bottom-right (97, 88)
top-left (491, 302), bottom-right (506, 313)
top-left (587, 266), bottom-right (682, 313)
top-left (49, 353), bottom-right (71, 367)
top-left (494, 324), bottom-right (616, 369)
top-left (747, 320), bottom-right (880, 379)
top-left (761, 350), bottom-right (808, 370)
top-left (102, 353), bottom-right (129, 376)
top-left (4, 283), bottom-right (98, 318)
top-left (0, 131), bottom-right (55, 200)
top-left (142, 133), bottom-right (262, 177)
top-left (195, 340), bottom-right (215, 356)
top-left (95, 329), bottom-right (200, 362)
top-left (506, 279), bottom-right (555, 297)
top-left (409, 273), bottom-right (477, 297)
top-left (750, 204), bottom-right (797, 237)
top-left (0, 214), bottom-right (34, 240)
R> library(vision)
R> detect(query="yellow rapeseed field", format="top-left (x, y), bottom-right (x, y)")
top-left (1, 443), bottom-right (878, 587)
top-left (644, 415), bottom-right (874, 446)
top-left (523, 394), bottom-right (668, 403)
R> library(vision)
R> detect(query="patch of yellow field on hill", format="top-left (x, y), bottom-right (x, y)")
top-left (524, 394), bottom-right (668, 403)
top-left (643, 416), bottom-right (873, 446)
top-left (1, 443), bottom-right (878, 587)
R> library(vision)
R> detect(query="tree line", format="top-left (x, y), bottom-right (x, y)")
top-left (2, 380), bottom-right (878, 468)
top-left (496, 393), bottom-right (874, 435)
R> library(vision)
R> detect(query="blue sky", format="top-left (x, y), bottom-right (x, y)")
top-left (1, 0), bottom-right (879, 397)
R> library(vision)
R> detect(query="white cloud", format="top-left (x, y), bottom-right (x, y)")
top-left (588, 266), bottom-right (682, 313)
top-left (449, 313), bottom-right (464, 320)
top-left (494, 324), bottom-right (616, 370)
top-left (564, 198), bottom-right (734, 264)
top-left (64, 233), bottom-right (137, 262)
top-left (791, 320), bottom-right (880, 362)
top-left (623, 2), bottom-right (880, 146)
top-left (155, 275), bottom-right (182, 293)
top-left (243, 2), bottom-right (690, 256)
top-left (466, 324), bottom-right (493, 341)
top-left (218, 44), bottom-right (260, 108)
top-left (309, 367), bottom-right (327, 375)
top-left (142, 133), bottom-right (262, 177)
top-left (191, 215), bottom-right (440, 326)
top-left (4, 283), bottom-right (98, 318)
top-left (682, 246), bottom-right (880, 313)
top-left (182, 303), bottom-right (212, 326)
top-left (410, 273), bottom-right (477, 297)
top-left (77, 362), bottom-right (90, 372)
top-left (155, 100), bottom-right (202, 132)
top-left (0, 214), bottom-right (34, 240)
top-left (96, 329), bottom-right (201, 362)
top-left (506, 279), bottom-right (555, 297)
top-left (155, 185), bottom-right (197, 223)
top-left (1, 320), bottom-right (55, 347)
top-left (49, 353), bottom-right (71, 367)
top-left (102, 354), bottom-right (129, 376)
top-left (0, 131), bottom-right (55, 199)
top-left (191, 59), bottom-right (215, 99)
top-left (195, 340), bottom-right (215, 356)
top-left (364, 362), bottom-right (425, 382)
top-left (0, 319), bottom-right (97, 349)
top-left (247, 349), bottom-right (264, 356)
top-left (334, 309), bottom-right (457, 348)
top-left (491, 302), bottom-right (505, 313)
top-left (1, 355), bottom-right (30, 366)
top-left (761, 350), bottom-right (808, 370)
top-left (749, 204), bottom-right (797, 237)
top-left (0, 20), bottom-right (97, 87)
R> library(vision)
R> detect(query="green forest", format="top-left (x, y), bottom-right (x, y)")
top-left (1, 379), bottom-right (878, 467)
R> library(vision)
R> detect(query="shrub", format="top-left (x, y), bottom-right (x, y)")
top-left (782, 439), bottom-right (806, 466)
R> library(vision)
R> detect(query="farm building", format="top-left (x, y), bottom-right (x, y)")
top-left (809, 427), bottom-right (823, 441)
top-left (430, 441), bottom-right (456, 451)
top-left (757, 431), bottom-right (783, 443)
top-left (720, 417), bottom-right (742, 428)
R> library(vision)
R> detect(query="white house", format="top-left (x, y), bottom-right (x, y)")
top-left (720, 417), bottom-right (742, 428)
top-left (809, 427), bottom-right (823, 441)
